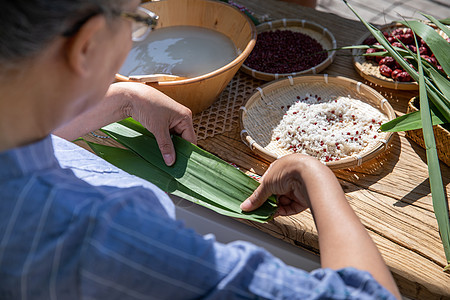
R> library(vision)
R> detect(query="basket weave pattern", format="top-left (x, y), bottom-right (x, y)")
top-left (239, 75), bottom-right (396, 170)
top-left (193, 72), bottom-right (264, 140)
top-left (405, 97), bottom-right (450, 166)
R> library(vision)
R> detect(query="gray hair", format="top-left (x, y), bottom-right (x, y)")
top-left (0, 0), bottom-right (127, 69)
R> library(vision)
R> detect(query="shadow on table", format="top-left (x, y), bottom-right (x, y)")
top-left (334, 133), bottom-right (401, 193)
top-left (394, 137), bottom-right (450, 207)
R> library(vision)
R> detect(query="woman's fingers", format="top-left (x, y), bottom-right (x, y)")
top-left (240, 182), bottom-right (272, 211)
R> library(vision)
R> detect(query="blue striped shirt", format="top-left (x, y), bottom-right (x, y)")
top-left (0, 135), bottom-right (395, 299)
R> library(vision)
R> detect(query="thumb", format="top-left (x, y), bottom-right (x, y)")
top-left (240, 182), bottom-right (272, 212)
top-left (154, 129), bottom-right (176, 166)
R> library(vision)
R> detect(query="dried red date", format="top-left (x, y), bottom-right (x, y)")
top-left (407, 45), bottom-right (416, 53)
top-left (419, 46), bottom-right (428, 56)
top-left (395, 71), bottom-right (411, 82)
top-left (421, 55), bottom-right (437, 66)
top-left (363, 25), bottom-right (444, 83)
top-left (365, 48), bottom-right (378, 60)
top-left (399, 33), bottom-right (413, 44)
top-left (391, 69), bottom-right (402, 79)
top-left (391, 42), bottom-right (404, 49)
top-left (379, 57), bottom-right (396, 68)
top-left (379, 64), bottom-right (393, 77)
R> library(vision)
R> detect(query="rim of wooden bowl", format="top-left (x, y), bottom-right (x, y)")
top-left (239, 75), bottom-right (396, 170)
top-left (240, 19), bottom-right (337, 81)
top-left (115, 0), bottom-right (257, 86)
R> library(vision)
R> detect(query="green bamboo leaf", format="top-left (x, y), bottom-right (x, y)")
top-left (429, 67), bottom-right (450, 98)
top-left (422, 13), bottom-right (450, 37)
top-left (380, 110), bottom-right (445, 132)
top-left (399, 20), bottom-right (450, 76)
top-left (416, 38), bottom-right (450, 269)
top-left (396, 21), bottom-right (450, 122)
top-left (438, 18), bottom-right (450, 26)
top-left (421, 14), bottom-right (450, 44)
top-left (86, 140), bottom-right (276, 222)
top-left (100, 119), bottom-right (277, 222)
top-left (343, 0), bottom-right (450, 271)
top-left (342, 4), bottom-right (450, 123)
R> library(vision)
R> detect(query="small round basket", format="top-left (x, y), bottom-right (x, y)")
top-left (241, 19), bottom-right (337, 81)
top-left (353, 23), bottom-right (419, 90)
top-left (239, 75), bottom-right (396, 170)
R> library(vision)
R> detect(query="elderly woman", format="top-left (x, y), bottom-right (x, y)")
top-left (0, 0), bottom-right (400, 299)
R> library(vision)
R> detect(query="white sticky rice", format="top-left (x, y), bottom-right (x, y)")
top-left (272, 94), bottom-right (388, 162)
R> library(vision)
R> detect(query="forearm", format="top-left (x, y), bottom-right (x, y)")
top-left (54, 83), bottom-right (131, 140)
top-left (296, 158), bottom-right (400, 298)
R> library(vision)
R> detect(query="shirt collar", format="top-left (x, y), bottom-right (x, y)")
top-left (0, 135), bottom-right (60, 181)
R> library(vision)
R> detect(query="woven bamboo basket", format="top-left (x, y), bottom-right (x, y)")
top-left (239, 75), bottom-right (396, 170)
top-left (405, 97), bottom-right (450, 166)
top-left (241, 19), bottom-right (336, 81)
top-left (353, 22), bottom-right (448, 91)
top-left (116, 0), bottom-right (256, 114)
top-left (353, 23), bottom-right (419, 91)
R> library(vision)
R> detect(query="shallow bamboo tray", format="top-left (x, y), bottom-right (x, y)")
top-left (239, 75), bottom-right (396, 170)
top-left (405, 97), bottom-right (450, 166)
top-left (353, 23), bottom-right (420, 91)
top-left (241, 19), bottom-right (336, 81)
top-left (116, 0), bottom-right (256, 114)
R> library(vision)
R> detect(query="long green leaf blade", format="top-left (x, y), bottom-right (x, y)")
top-left (87, 141), bottom-right (275, 222)
top-left (399, 20), bottom-right (450, 76)
top-left (101, 120), bottom-right (277, 222)
top-left (380, 110), bottom-right (445, 132)
top-left (344, 0), bottom-right (450, 270)
top-left (422, 14), bottom-right (450, 38)
top-left (429, 67), bottom-right (450, 98)
top-left (416, 37), bottom-right (450, 269)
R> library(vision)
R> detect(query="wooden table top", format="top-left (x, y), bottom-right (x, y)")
top-left (77, 1), bottom-right (450, 299)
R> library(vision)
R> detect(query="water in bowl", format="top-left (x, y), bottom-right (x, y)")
top-left (119, 25), bottom-right (238, 78)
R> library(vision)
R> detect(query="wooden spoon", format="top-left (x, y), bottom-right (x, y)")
top-left (128, 74), bottom-right (188, 82)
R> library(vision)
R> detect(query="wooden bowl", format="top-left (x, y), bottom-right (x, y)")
top-left (239, 75), bottom-right (396, 170)
top-left (116, 0), bottom-right (256, 114)
top-left (241, 19), bottom-right (336, 81)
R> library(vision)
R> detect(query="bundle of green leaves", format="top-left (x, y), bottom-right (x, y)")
top-left (343, 0), bottom-right (450, 271)
top-left (87, 118), bottom-right (277, 223)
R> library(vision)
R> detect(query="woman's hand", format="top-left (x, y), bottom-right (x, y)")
top-left (54, 82), bottom-right (197, 166)
top-left (241, 153), bottom-right (401, 299)
top-left (240, 154), bottom-right (319, 215)
top-left (119, 82), bottom-right (197, 166)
